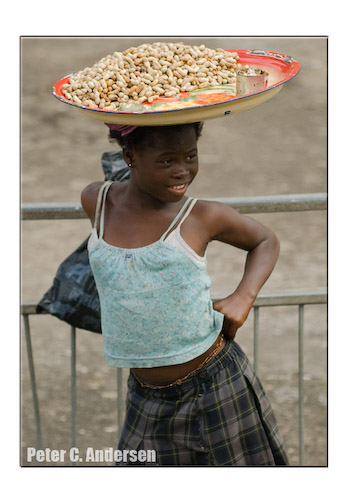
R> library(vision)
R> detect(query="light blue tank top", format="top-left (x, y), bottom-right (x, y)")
top-left (88, 181), bottom-right (223, 368)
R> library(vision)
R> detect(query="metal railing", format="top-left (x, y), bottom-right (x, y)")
top-left (21, 192), bottom-right (326, 220)
top-left (21, 192), bottom-right (327, 466)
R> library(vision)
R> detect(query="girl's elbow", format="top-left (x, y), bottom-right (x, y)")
top-left (269, 230), bottom-right (280, 258)
top-left (259, 228), bottom-right (280, 256)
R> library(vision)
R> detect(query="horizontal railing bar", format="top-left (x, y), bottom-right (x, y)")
top-left (21, 202), bottom-right (86, 221)
top-left (21, 290), bottom-right (327, 316)
top-left (21, 193), bottom-right (327, 220)
top-left (21, 303), bottom-right (44, 315)
top-left (252, 290), bottom-right (327, 307)
top-left (206, 193), bottom-right (327, 214)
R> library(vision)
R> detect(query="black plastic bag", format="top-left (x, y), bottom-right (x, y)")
top-left (101, 149), bottom-right (131, 183)
top-left (36, 237), bottom-right (102, 333)
top-left (36, 150), bottom-right (130, 333)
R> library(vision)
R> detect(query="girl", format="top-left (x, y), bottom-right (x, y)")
top-left (81, 121), bottom-right (288, 466)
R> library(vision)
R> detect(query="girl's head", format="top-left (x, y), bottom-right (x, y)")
top-left (107, 122), bottom-right (203, 151)
top-left (107, 123), bottom-right (204, 202)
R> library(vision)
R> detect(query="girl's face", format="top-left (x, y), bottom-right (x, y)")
top-left (125, 125), bottom-right (199, 203)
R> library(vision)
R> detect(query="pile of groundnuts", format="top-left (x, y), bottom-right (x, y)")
top-left (61, 42), bottom-right (241, 110)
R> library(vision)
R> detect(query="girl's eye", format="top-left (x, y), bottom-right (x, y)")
top-left (186, 153), bottom-right (197, 161)
top-left (161, 159), bottom-right (172, 166)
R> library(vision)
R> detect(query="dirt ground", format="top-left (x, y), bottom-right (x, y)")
top-left (20, 37), bottom-right (327, 467)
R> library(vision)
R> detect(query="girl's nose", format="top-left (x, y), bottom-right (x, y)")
top-left (172, 162), bottom-right (188, 178)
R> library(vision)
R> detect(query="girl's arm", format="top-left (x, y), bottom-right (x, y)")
top-left (202, 201), bottom-right (280, 339)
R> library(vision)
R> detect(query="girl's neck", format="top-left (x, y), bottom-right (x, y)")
top-left (122, 183), bottom-right (162, 209)
top-left (120, 180), bottom-right (181, 212)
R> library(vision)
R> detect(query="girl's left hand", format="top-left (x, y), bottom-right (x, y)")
top-left (213, 293), bottom-right (254, 340)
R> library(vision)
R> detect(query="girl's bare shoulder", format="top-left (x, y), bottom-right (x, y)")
top-left (81, 181), bottom-right (103, 198)
top-left (195, 199), bottom-right (276, 250)
top-left (81, 182), bottom-right (103, 222)
top-left (81, 181), bottom-right (124, 222)
top-left (194, 199), bottom-right (240, 224)
top-left (194, 199), bottom-right (250, 240)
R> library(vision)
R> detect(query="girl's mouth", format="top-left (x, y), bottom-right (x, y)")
top-left (167, 183), bottom-right (188, 194)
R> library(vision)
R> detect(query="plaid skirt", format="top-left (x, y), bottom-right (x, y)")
top-left (117, 339), bottom-right (288, 466)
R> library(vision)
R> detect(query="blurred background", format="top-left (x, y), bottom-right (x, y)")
top-left (21, 36), bottom-right (327, 466)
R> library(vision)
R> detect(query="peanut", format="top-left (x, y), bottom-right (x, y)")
top-left (62, 42), bottom-right (240, 109)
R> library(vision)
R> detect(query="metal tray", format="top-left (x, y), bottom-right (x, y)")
top-left (52, 49), bottom-right (300, 126)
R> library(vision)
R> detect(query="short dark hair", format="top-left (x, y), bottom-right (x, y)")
top-left (108, 122), bottom-right (204, 150)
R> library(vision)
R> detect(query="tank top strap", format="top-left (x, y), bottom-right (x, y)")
top-left (176, 198), bottom-right (198, 228)
top-left (161, 197), bottom-right (195, 241)
top-left (96, 180), bottom-right (113, 237)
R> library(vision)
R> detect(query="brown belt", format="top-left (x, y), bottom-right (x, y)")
top-left (132, 334), bottom-right (225, 390)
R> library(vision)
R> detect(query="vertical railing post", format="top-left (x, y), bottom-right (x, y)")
top-left (116, 368), bottom-right (123, 444)
top-left (253, 306), bottom-right (259, 374)
top-left (23, 314), bottom-right (42, 461)
top-left (70, 326), bottom-right (77, 465)
top-left (298, 305), bottom-right (305, 465)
